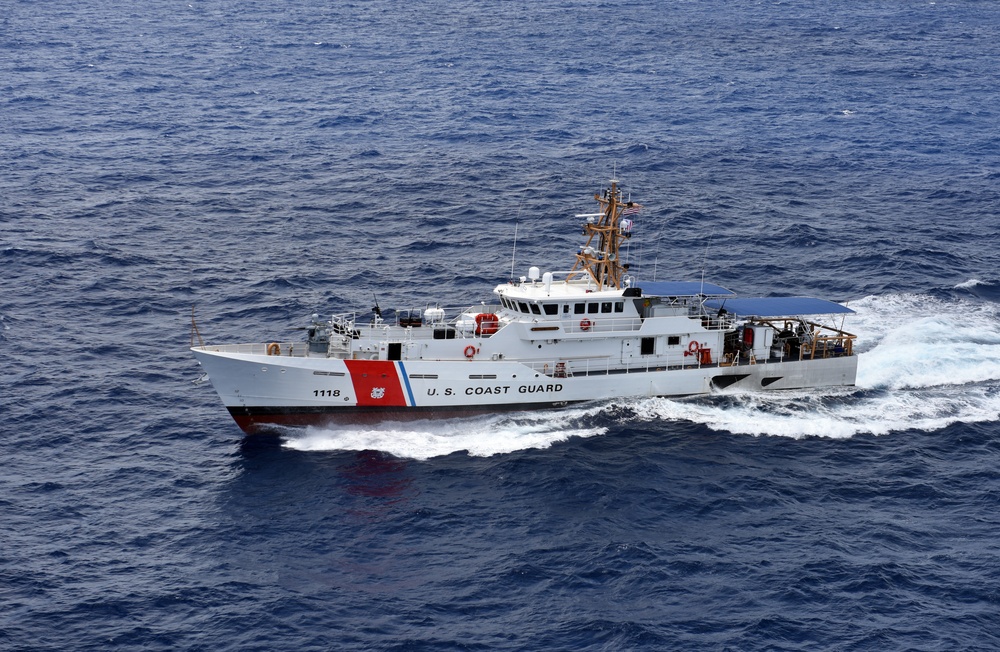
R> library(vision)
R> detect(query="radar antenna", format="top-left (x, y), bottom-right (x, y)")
top-left (567, 179), bottom-right (641, 290)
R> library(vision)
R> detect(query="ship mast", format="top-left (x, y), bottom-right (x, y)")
top-left (568, 179), bottom-right (640, 290)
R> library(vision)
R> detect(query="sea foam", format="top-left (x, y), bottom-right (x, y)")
top-left (285, 292), bottom-right (1000, 455)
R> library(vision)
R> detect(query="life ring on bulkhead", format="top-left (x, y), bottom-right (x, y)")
top-left (266, 342), bottom-right (281, 356)
top-left (464, 345), bottom-right (477, 359)
top-left (686, 340), bottom-right (700, 356)
top-left (580, 318), bottom-right (592, 332)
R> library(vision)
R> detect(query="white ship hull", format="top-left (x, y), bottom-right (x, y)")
top-left (192, 344), bottom-right (857, 432)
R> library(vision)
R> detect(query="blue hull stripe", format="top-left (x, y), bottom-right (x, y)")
top-left (397, 362), bottom-right (417, 407)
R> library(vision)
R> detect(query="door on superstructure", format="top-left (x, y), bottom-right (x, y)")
top-left (621, 339), bottom-right (638, 364)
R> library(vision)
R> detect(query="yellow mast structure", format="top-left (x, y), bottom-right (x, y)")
top-left (568, 179), bottom-right (640, 290)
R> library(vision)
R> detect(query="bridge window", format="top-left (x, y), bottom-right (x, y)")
top-left (601, 302), bottom-right (612, 313)
top-left (615, 302), bottom-right (624, 313)
top-left (587, 303), bottom-right (599, 314)
top-left (574, 303), bottom-right (585, 314)
top-left (543, 304), bottom-right (558, 316)
top-left (518, 302), bottom-right (530, 313)
top-left (530, 303), bottom-right (542, 315)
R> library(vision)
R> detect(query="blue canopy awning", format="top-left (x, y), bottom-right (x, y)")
top-left (703, 297), bottom-right (854, 317)
top-left (637, 281), bottom-right (735, 297)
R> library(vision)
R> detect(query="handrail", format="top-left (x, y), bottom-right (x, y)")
top-left (194, 342), bottom-right (308, 358)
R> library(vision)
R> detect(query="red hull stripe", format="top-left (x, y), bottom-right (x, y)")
top-left (344, 360), bottom-right (408, 407)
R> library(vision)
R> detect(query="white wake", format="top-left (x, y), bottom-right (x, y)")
top-left (282, 287), bottom-right (1000, 455)
top-left (631, 289), bottom-right (1000, 439)
top-left (281, 403), bottom-right (610, 460)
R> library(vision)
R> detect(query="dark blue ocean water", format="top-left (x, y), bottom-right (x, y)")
top-left (4, 0), bottom-right (1000, 649)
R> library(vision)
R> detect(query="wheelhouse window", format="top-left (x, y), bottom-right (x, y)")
top-left (574, 303), bottom-right (585, 315)
top-left (587, 303), bottom-right (599, 314)
top-left (601, 302), bottom-right (612, 313)
top-left (530, 303), bottom-right (542, 315)
top-left (543, 304), bottom-right (558, 316)
top-left (518, 302), bottom-right (530, 313)
top-left (614, 302), bottom-right (624, 313)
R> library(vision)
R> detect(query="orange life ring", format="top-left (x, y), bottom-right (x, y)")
top-left (464, 345), bottom-right (477, 359)
top-left (684, 340), bottom-right (700, 357)
top-left (267, 342), bottom-right (281, 356)
top-left (580, 318), bottom-right (591, 331)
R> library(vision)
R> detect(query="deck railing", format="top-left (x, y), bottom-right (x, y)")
top-left (329, 307), bottom-right (657, 340)
top-left (753, 318), bottom-right (856, 361)
top-left (194, 342), bottom-right (309, 358)
top-left (196, 315), bottom-right (855, 367)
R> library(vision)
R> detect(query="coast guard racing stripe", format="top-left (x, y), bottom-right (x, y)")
top-left (344, 360), bottom-right (409, 407)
